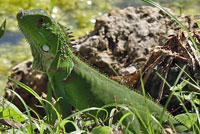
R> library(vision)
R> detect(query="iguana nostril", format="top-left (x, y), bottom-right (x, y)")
top-left (17, 10), bottom-right (24, 19)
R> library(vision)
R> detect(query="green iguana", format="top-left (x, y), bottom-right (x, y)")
top-left (16, 9), bottom-right (190, 133)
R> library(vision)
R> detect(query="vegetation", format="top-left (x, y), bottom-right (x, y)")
top-left (0, 0), bottom-right (200, 90)
top-left (0, 0), bottom-right (200, 133)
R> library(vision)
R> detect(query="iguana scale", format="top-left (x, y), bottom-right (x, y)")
top-left (16, 9), bottom-right (190, 133)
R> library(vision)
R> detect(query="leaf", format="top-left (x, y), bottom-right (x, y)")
top-left (2, 128), bottom-right (24, 134)
top-left (193, 98), bottom-right (200, 105)
top-left (196, 19), bottom-right (200, 30)
top-left (91, 126), bottom-right (113, 134)
top-left (50, 0), bottom-right (57, 14)
top-left (175, 113), bottom-right (197, 128)
top-left (0, 98), bottom-right (27, 123)
top-left (0, 19), bottom-right (6, 38)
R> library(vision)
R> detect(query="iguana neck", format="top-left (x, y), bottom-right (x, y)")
top-left (47, 37), bottom-right (74, 81)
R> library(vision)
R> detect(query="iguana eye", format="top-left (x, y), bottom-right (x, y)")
top-left (38, 17), bottom-right (46, 28)
top-left (42, 44), bottom-right (50, 52)
top-left (38, 17), bottom-right (45, 24)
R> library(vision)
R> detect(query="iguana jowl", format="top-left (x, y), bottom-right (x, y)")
top-left (16, 9), bottom-right (189, 133)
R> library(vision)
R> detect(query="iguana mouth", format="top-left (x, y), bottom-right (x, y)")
top-left (17, 9), bottom-right (49, 20)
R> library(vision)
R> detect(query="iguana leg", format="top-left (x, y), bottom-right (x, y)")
top-left (48, 78), bottom-right (76, 132)
top-left (48, 78), bottom-right (72, 118)
top-left (46, 82), bottom-right (57, 124)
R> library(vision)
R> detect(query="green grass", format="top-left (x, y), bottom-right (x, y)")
top-left (5, 68), bottom-right (199, 133)
top-left (2, 84), bottom-right (135, 133)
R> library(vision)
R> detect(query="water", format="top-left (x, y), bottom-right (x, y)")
top-left (115, 0), bottom-right (149, 8)
top-left (0, 32), bottom-right (23, 45)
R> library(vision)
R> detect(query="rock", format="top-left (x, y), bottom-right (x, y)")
top-left (5, 59), bottom-right (47, 117)
top-left (119, 66), bottom-right (137, 75)
top-left (75, 6), bottom-right (199, 75)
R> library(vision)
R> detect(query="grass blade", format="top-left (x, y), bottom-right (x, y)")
top-left (8, 89), bottom-right (34, 134)
top-left (8, 77), bottom-right (44, 106)
top-left (0, 19), bottom-right (6, 38)
top-left (196, 19), bottom-right (200, 30)
top-left (50, 0), bottom-right (57, 14)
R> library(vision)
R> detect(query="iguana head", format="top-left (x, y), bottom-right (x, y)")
top-left (17, 9), bottom-right (72, 73)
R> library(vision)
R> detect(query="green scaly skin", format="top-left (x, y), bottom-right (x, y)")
top-left (17, 9), bottom-right (190, 133)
